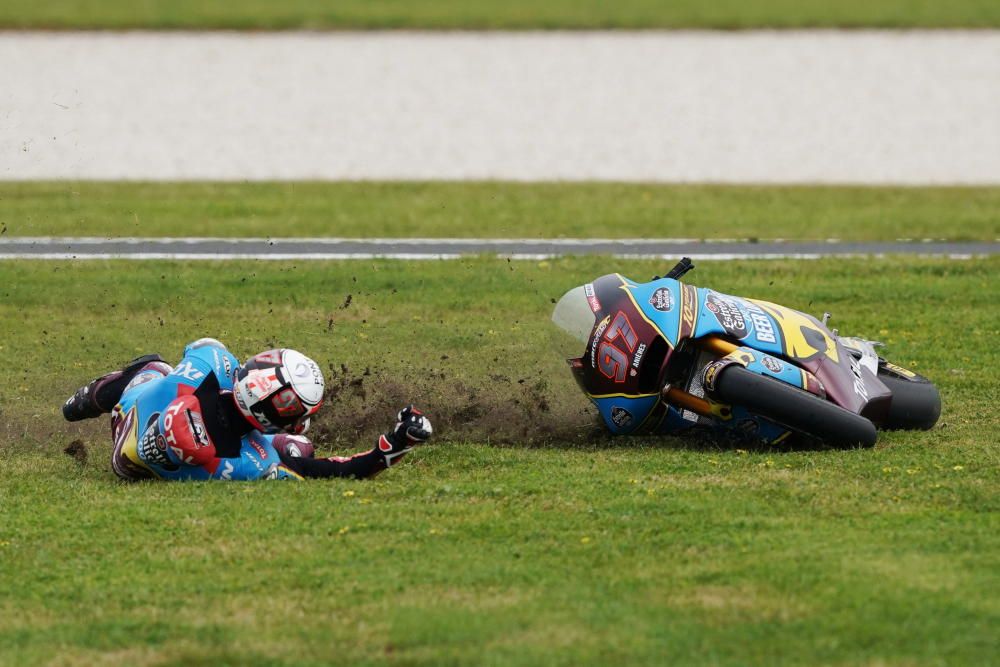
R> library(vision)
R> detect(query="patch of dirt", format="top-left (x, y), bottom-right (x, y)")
top-left (63, 439), bottom-right (88, 465)
top-left (312, 364), bottom-right (607, 447)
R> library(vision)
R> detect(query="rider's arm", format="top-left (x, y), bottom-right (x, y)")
top-left (273, 407), bottom-right (433, 480)
top-left (160, 394), bottom-right (219, 467)
top-left (161, 394), bottom-right (268, 480)
top-left (181, 338), bottom-right (240, 389)
top-left (183, 337), bottom-right (229, 355)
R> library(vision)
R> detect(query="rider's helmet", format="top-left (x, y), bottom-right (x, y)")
top-left (233, 349), bottom-right (325, 435)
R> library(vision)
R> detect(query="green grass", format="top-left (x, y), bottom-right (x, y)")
top-left (1, 257), bottom-right (997, 665)
top-left (2, 0), bottom-right (999, 30)
top-left (3, 182), bottom-right (999, 241)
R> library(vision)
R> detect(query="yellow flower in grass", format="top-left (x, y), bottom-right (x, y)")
top-left (952, 465), bottom-right (964, 471)
top-left (580, 536), bottom-right (591, 544)
top-left (338, 526), bottom-right (350, 535)
top-left (342, 490), bottom-right (355, 498)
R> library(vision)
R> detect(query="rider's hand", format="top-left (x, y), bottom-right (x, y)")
top-left (378, 406), bottom-right (433, 466)
top-left (392, 405), bottom-right (433, 445)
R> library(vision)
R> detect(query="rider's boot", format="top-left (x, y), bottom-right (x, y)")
top-left (62, 354), bottom-right (166, 422)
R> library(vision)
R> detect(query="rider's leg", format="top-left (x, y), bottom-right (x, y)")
top-left (63, 354), bottom-right (170, 422)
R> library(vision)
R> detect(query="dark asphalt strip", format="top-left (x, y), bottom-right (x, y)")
top-left (0, 239), bottom-right (996, 259)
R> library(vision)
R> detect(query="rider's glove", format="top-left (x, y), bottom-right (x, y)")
top-left (377, 405), bottom-right (433, 467)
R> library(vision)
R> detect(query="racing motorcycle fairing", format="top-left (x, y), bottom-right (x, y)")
top-left (553, 274), bottom-right (679, 433)
top-left (626, 277), bottom-right (892, 422)
top-left (553, 272), bottom-right (896, 441)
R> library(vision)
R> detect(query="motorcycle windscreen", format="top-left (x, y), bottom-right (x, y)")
top-left (551, 285), bottom-right (597, 362)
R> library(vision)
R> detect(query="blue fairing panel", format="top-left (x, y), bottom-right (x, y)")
top-left (592, 394), bottom-right (659, 435)
top-left (693, 288), bottom-right (785, 356)
top-left (622, 277), bottom-right (683, 348)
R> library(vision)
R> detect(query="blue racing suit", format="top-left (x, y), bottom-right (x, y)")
top-left (110, 340), bottom-right (304, 481)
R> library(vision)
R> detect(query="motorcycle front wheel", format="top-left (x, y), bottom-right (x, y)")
top-left (712, 365), bottom-right (878, 448)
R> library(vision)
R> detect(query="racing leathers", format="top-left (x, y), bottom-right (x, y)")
top-left (63, 339), bottom-right (431, 481)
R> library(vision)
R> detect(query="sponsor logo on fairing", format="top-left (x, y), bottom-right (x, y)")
top-left (610, 406), bottom-right (633, 428)
top-left (706, 293), bottom-right (748, 339)
top-left (584, 283), bottom-right (601, 313)
top-left (850, 356), bottom-right (870, 401)
top-left (744, 302), bottom-right (777, 344)
top-left (648, 287), bottom-right (674, 312)
top-left (589, 315), bottom-right (611, 369)
top-left (761, 356), bottom-right (783, 373)
top-left (631, 343), bottom-right (647, 371)
top-left (680, 284), bottom-right (698, 338)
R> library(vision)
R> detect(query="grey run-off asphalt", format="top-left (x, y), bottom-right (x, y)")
top-left (2, 31), bottom-right (999, 184)
top-left (0, 238), bottom-right (995, 260)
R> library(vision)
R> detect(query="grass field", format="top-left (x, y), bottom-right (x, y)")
top-left (3, 182), bottom-right (999, 241)
top-left (2, 0), bottom-right (999, 30)
top-left (1, 256), bottom-right (997, 665)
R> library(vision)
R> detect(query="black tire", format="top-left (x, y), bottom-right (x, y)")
top-left (877, 364), bottom-right (941, 431)
top-left (713, 365), bottom-right (878, 448)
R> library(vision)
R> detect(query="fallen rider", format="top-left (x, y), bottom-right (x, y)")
top-left (62, 338), bottom-right (432, 481)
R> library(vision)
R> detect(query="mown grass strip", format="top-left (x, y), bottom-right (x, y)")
top-left (1, 257), bottom-right (997, 665)
top-left (1, 0), bottom-right (999, 30)
top-left (3, 182), bottom-right (998, 241)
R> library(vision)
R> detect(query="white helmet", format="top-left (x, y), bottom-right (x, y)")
top-left (233, 349), bottom-right (324, 434)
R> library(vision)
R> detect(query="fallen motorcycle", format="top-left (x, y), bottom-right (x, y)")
top-left (552, 258), bottom-right (940, 447)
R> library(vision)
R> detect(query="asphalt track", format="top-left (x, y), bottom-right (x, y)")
top-left (0, 238), bottom-right (995, 260)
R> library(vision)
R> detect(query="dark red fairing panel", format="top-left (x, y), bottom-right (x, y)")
top-left (571, 274), bottom-right (672, 398)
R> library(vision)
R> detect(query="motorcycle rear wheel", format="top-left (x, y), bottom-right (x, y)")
top-left (877, 364), bottom-right (941, 431)
top-left (713, 365), bottom-right (878, 448)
